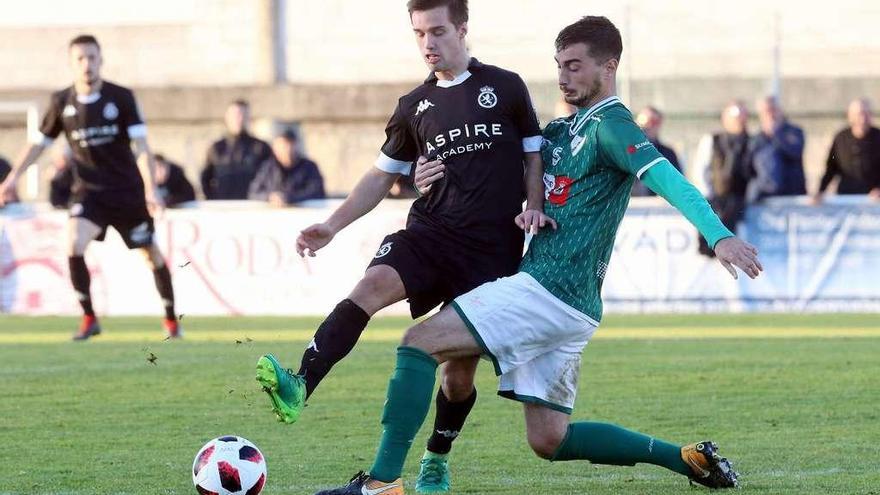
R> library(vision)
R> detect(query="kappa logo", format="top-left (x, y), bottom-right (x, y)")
top-left (551, 146), bottom-right (564, 167)
top-left (477, 85), bottom-right (497, 108)
top-left (62, 104), bottom-right (77, 117)
top-left (415, 99), bottom-right (435, 116)
top-left (103, 102), bottom-right (119, 120)
top-left (374, 242), bottom-right (393, 258)
top-left (435, 429), bottom-right (460, 439)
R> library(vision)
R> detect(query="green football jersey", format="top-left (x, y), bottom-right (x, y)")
top-left (520, 96), bottom-right (672, 322)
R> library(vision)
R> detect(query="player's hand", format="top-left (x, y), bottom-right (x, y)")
top-left (414, 156), bottom-right (444, 195)
top-left (146, 189), bottom-right (165, 218)
top-left (515, 209), bottom-right (557, 235)
top-left (714, 237), bottom-right (763, 280)
top-left (808, 193), bottom-right (824, 206)
top-left (869, 188), bottom-right (880, 203)
top-left (296, 222), bottom-right (336, 257)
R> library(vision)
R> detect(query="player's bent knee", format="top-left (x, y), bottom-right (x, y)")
top-left (349, 266), bottom-right (405, 315)
top-left (527, 430), bottom-right (566, 460)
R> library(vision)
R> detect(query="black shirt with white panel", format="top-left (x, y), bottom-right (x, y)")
top-left (36, 81), bottom-right (147, 208)
top-left (376, 58), bottom-right (542, 253)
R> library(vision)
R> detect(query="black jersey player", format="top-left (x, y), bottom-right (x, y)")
top-left (254, 1), bottom-right (553, 493)
top-left (0, 35), bottom-right (179, 340)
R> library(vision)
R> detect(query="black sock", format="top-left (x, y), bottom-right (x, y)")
top-left (426, 387), bottom-right (477, 455)
top-left (297, 298), bottom-right (370, 398)
top-left (68, 256), bottom-right (94, 316)
top-left (152, 265), bottom-right (176, 320)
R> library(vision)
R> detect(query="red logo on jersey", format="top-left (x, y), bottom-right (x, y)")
top-left (626, 145), bottom-right (637, 154)
top-left (548, 176), bottom-right (574, 206)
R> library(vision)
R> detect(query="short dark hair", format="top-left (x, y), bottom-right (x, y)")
top-left (69, 34), bottom-right (100, 52)
top-left (230, 99), bottom-right (250, 109)
top-left (278, 128), bottom-right (299, 142)
top-left (407, 0), bottom-right (468, 27)
top-left (555, 16), bottom-right (622, 63)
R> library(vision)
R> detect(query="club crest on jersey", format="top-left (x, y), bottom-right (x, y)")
top-left (477, 86), bottom-right (497, 109)
top-left (374, 242), bottom-right (393, 258)
top-left (63, 104), bottom-right (77, 117)
top-left (415, 99), bottom-right (434, 116)
top-left (103, 102), bottom-right (119, 120)
top-left (551, 146), bottom-right (564, 167)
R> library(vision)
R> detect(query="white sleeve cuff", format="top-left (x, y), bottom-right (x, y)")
top-left (375, 152), bottom-right (412, 175)
top-left (522, 135), bottom-right (543, 153)
top-left (127, 124), bottom-right (148, 139)
top-left (636, 157), bottom-right (668, 179)
top-left (28, 131), bottom-right (53, 146)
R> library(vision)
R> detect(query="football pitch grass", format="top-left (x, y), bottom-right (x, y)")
top-left (1, 314), bottom-right (878, 495)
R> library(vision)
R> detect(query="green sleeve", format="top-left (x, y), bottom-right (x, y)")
top-left (597, 115), bottom-right (666, 176)
top-left (641, 160), bottom-right (734, 249)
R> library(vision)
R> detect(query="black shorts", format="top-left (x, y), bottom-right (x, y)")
top-left (368, 223), bottom-right (521, 318)
top-left (70, 193), bottom-right (155, 249)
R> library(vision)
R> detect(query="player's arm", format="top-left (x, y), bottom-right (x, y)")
top-left (599, 117), bottom-right (762, 279)
top-left (131, 136), bottom-right (163, 211)
top-left (297, 99), bottom-right (416, 257)
top-left (516, 151), bottom-right (557, 234)
top-left (2, 92), bottom-right (63, 205)
top-left (0, 143), bottom-right (47, 205)
top-left (295, 167), bottom-right (399, 257)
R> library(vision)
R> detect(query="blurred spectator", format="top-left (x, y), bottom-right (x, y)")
top-left (201, 99), bottom-right (272, 199)
top-left (747, 95), bottom-right (806, 201)
top-left (154, 153), bottom-right (196, 207)
top-left (696, 100), bottom-right (753, 257)
top-left (0, 154), bottom-right (19, 204)
top-left (631, 106), bottom-right (681, 196)
top-left (388, 175), bottom-right (419, 199)
top-left (48, 146), bottom-right (75, 209)
top-left (248, 130), bottom-right (325, 206)
top-left (813, 98), bottom-right (880, 203)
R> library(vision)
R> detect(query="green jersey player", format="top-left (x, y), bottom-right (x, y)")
top-left (313, 16), bottom-right (761, 495)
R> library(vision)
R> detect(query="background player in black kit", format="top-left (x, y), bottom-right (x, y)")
top-left (255, 1), bottom-right (553, 492)
top-left (0, 35), bottom-right (179, 340)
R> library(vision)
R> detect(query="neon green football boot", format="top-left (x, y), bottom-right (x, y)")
top-left (415, 451), bottom-right (451, 494)
top-left (255, 354), bottom-right (306, 424)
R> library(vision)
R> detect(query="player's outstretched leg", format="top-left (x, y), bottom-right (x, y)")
top-left (256, 265), bottom-right (404, 424)
top-left (416, 358), bottom-right (479, 494)
top-left (541, 413), bottom-right (739, 488)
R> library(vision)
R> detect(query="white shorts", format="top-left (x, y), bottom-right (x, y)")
top-left (451, 272), bottom-right (598, 414)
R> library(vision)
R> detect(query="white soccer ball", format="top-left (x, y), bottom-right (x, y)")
top-left (192, 436), bottom-right (267, 495)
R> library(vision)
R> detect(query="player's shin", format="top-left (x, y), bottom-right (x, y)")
top-left (369, 346), bottom-right (438, 483)
top-left (551, 421), bottom-right (691, 476)
top-left (297, 298), bottom-right (370, 397)
top-left (152, 264), bottom-right (176, 320)
top-left (68, 256), bottom-right (94, 316)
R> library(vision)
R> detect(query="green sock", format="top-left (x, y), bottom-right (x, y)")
top-left (369, 346), bottom-right (438, 482)
top-left (551, 421), bottom-right (691, 476)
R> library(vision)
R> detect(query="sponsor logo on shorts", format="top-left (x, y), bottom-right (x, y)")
top-left (374, 242), bottom-right (393, 258)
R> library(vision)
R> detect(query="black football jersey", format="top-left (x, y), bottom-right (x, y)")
top-left (38, 81), bottom-right (146, 204)
top-left (375, 58), bottom-right (542, 251)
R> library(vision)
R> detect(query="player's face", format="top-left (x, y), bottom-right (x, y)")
top-left (555, 43), bottom-right (613, 108)
top-left (272, 137), bottom-right (296, 167)
top-left (848, 100), bottom-right (872, 131)
top-left (69, 43), bottom-right (102, 87)
top-left (411, 6), bottom-right (467, 73)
